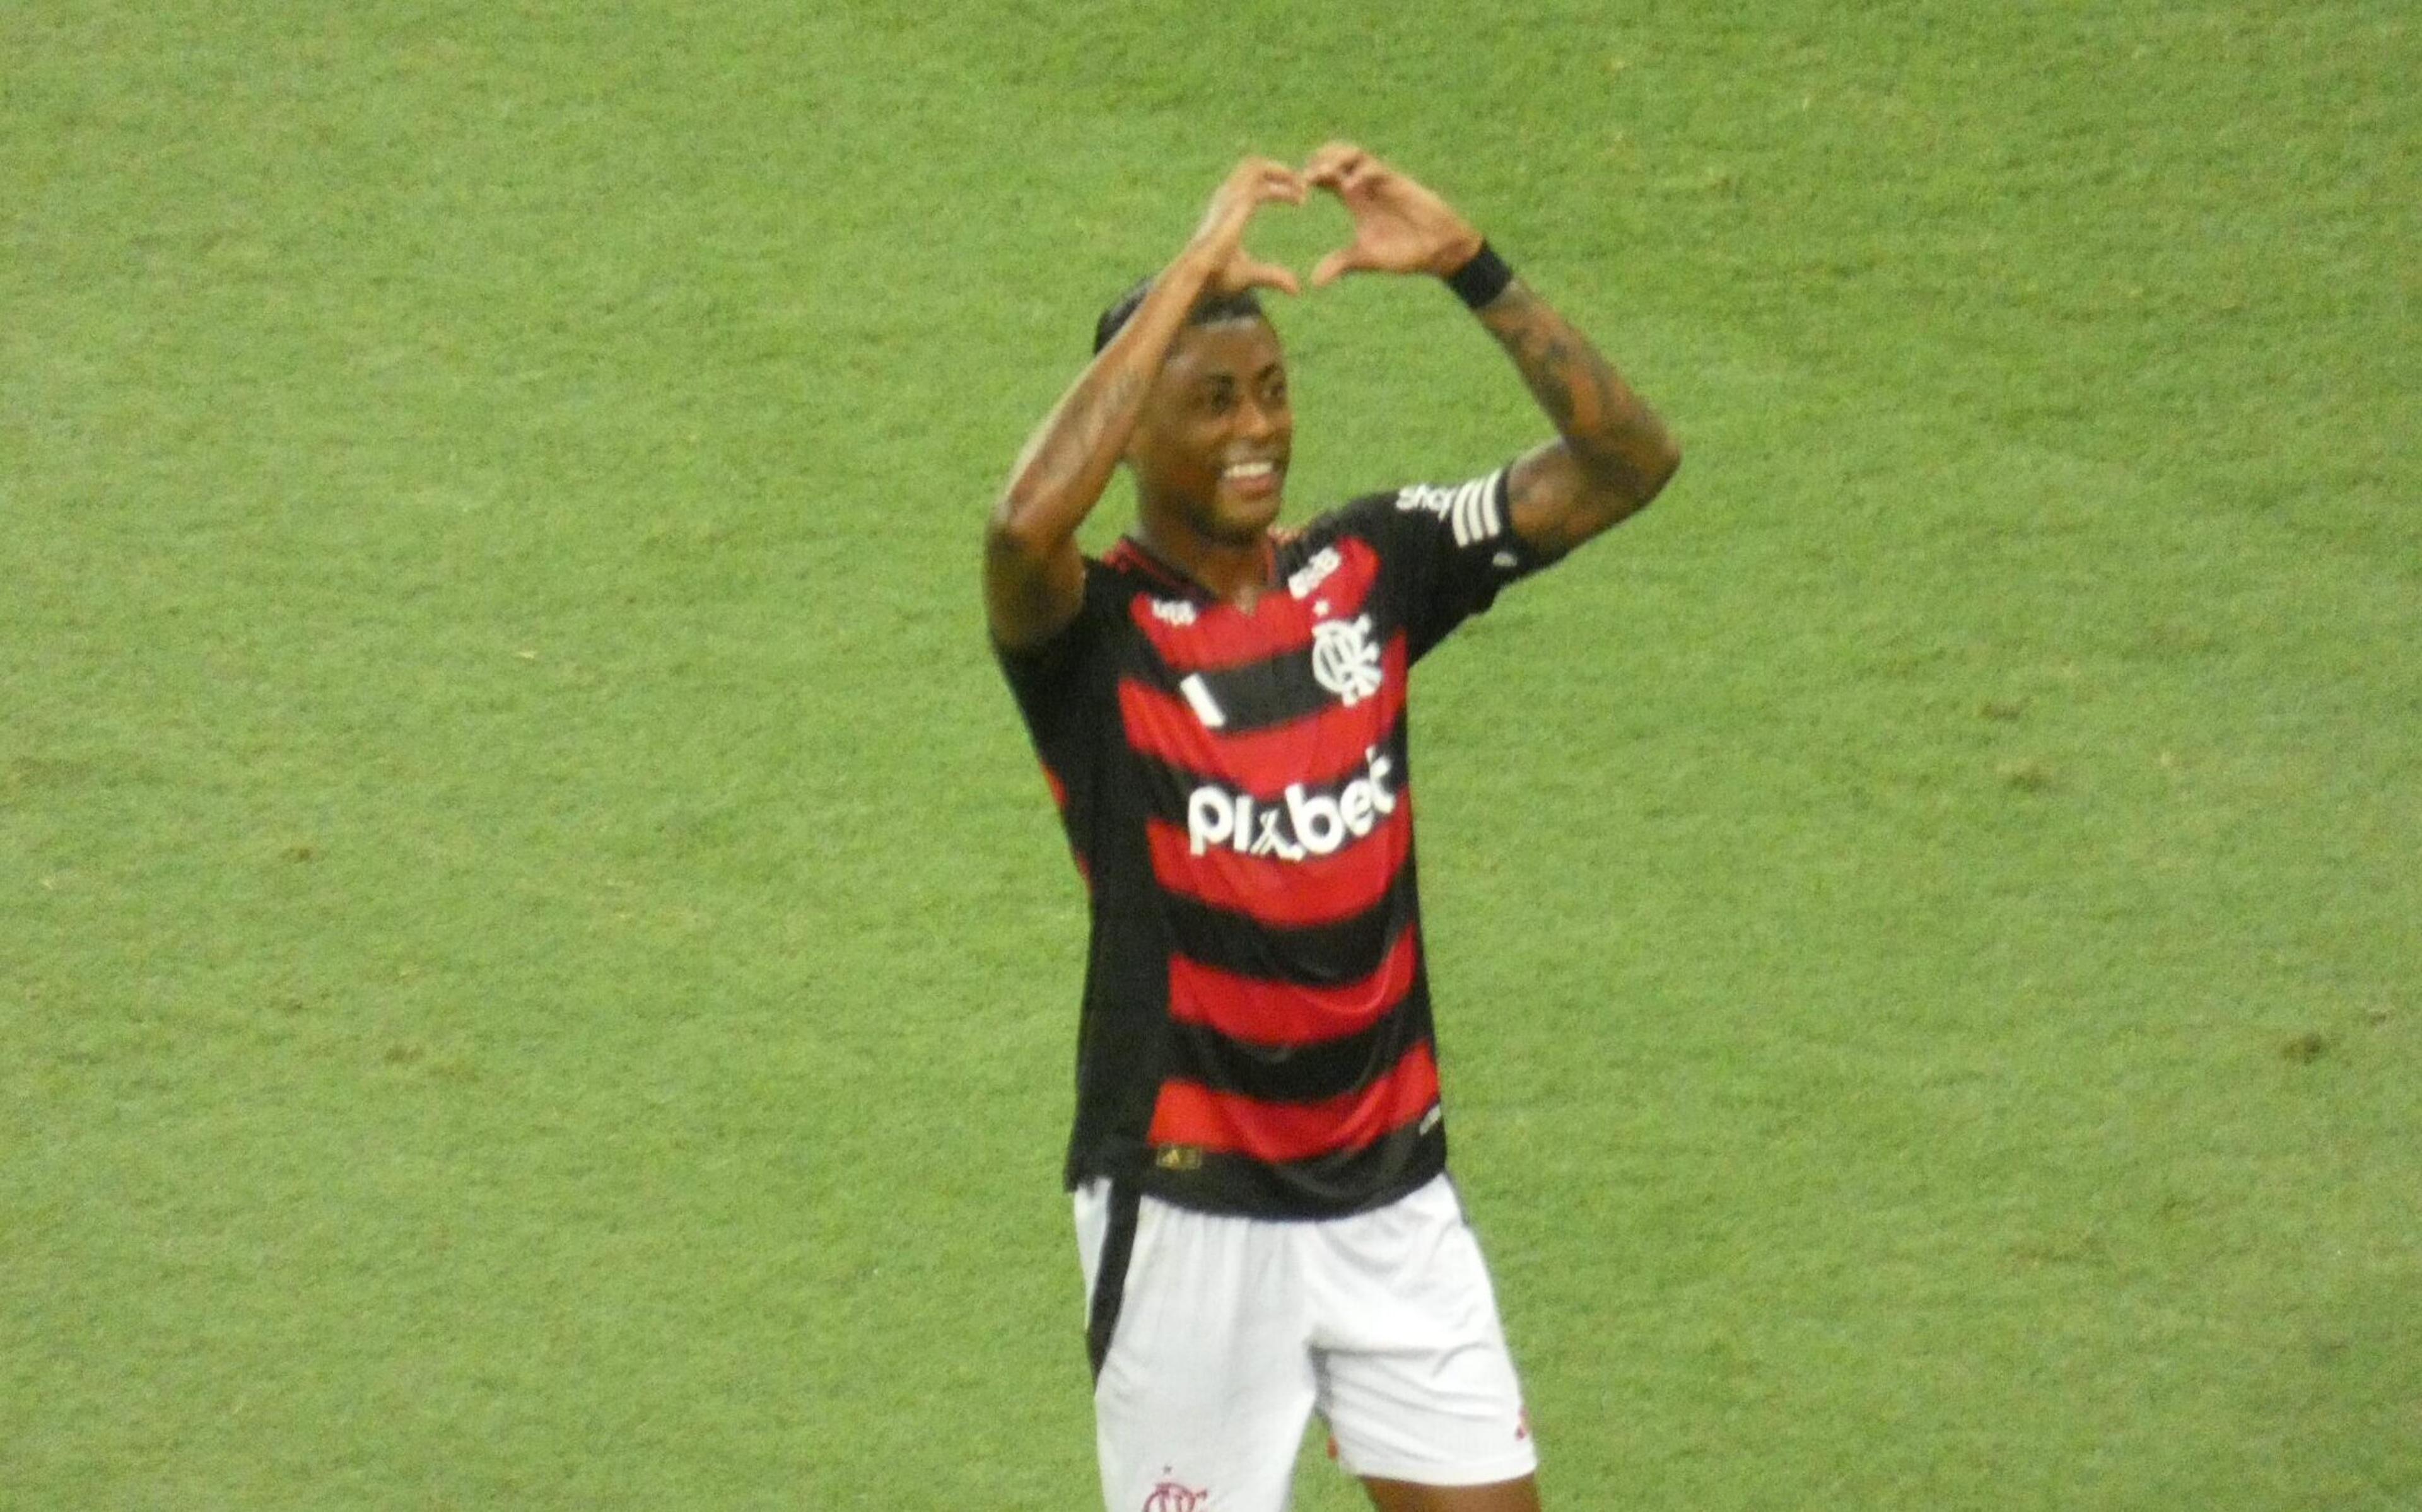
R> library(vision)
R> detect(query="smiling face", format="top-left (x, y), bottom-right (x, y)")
top-left (1127, 315), bottom-right (1293, 550)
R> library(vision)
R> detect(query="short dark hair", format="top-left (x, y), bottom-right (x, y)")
top-left (1093, 278), bottom-right (1267, 355)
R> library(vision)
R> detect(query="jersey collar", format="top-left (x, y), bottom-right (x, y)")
top-left (1110, 533), bottom-right (1278, 603)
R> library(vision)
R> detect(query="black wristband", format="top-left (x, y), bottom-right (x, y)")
top-left (1444, 240), bottom-right (1514, 309)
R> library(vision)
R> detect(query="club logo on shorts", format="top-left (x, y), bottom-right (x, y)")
top-left (1309, 614), bottom-right (1383, 707)
top-left (1142, 1477), bottom-right (1208, 1512)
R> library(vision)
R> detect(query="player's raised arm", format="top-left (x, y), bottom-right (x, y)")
top-left (985, 160), bottom-right (1304, 651)
top-left (1305, 141), bottom-right (1680, 558)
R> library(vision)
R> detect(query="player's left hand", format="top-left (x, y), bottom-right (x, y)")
top-left (1302, 142), bottom-right (1485, 287)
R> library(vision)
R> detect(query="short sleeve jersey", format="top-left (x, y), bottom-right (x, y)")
top-left (998, 467), bottom-right (1545, 1219)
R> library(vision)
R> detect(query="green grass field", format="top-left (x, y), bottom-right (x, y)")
top-left (6, 1), bottom-right (2416, 1506)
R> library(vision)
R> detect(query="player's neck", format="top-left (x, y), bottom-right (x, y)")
top-left (1133, 516), bottom-right (1275, 610)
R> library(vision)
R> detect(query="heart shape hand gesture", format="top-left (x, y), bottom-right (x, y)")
top-left (1302, 141), bottom-right (1485, 286)
top-left (1186, 142), bottom-right (1485, 299)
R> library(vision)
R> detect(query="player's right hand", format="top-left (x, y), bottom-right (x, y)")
top-left (1185, 157), bottom-right (1305, 298)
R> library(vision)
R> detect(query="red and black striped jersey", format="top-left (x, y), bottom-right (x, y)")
top-left (998, 467), bottom-right (1543, 1218)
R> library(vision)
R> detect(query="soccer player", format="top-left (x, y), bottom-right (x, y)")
top-left (984, 144), bottom-right (1679, 1512)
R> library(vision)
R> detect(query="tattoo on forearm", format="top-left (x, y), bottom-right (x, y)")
top-left (1058, 368), bottom-right (1144, 479)
top-left (1010, 365), bottom-right (1145, 508)
top-left (1478, 283), bottom-right (1662, 496)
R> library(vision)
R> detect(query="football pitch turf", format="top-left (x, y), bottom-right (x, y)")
top-left (5, 1), bottom-right (2416, 1506)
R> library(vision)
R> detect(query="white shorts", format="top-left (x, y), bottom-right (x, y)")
top-left (1074, 1173), bottom-right (1535, 1511)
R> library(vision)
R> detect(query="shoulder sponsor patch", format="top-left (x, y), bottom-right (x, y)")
top-left (1394, 470), bottom-right (1506, 547)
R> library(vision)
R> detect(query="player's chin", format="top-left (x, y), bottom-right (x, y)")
top-left (1208, 477), bottom-right (1287, 539)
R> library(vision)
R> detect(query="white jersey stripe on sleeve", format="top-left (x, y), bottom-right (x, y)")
top-left (1451, 478), bottom-right (1484, 547)
top-left (1394, 470), bottom-right (1509, 547)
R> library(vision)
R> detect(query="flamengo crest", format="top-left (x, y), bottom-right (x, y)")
top-left (1142, 1479), bottom-right (1208, 1512)
top-left (1310, 614), bottom-right (1384, 707)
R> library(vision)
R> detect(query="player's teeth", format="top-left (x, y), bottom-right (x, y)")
top-left (1226, 462), bottom-right (1273, 479)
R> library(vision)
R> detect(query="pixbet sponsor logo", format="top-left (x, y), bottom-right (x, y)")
top-left (1185, 747), bottom-right (1397, 861)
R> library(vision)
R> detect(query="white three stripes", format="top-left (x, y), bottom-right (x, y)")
top-left (1449, 472), bottom-right (1504, 547)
